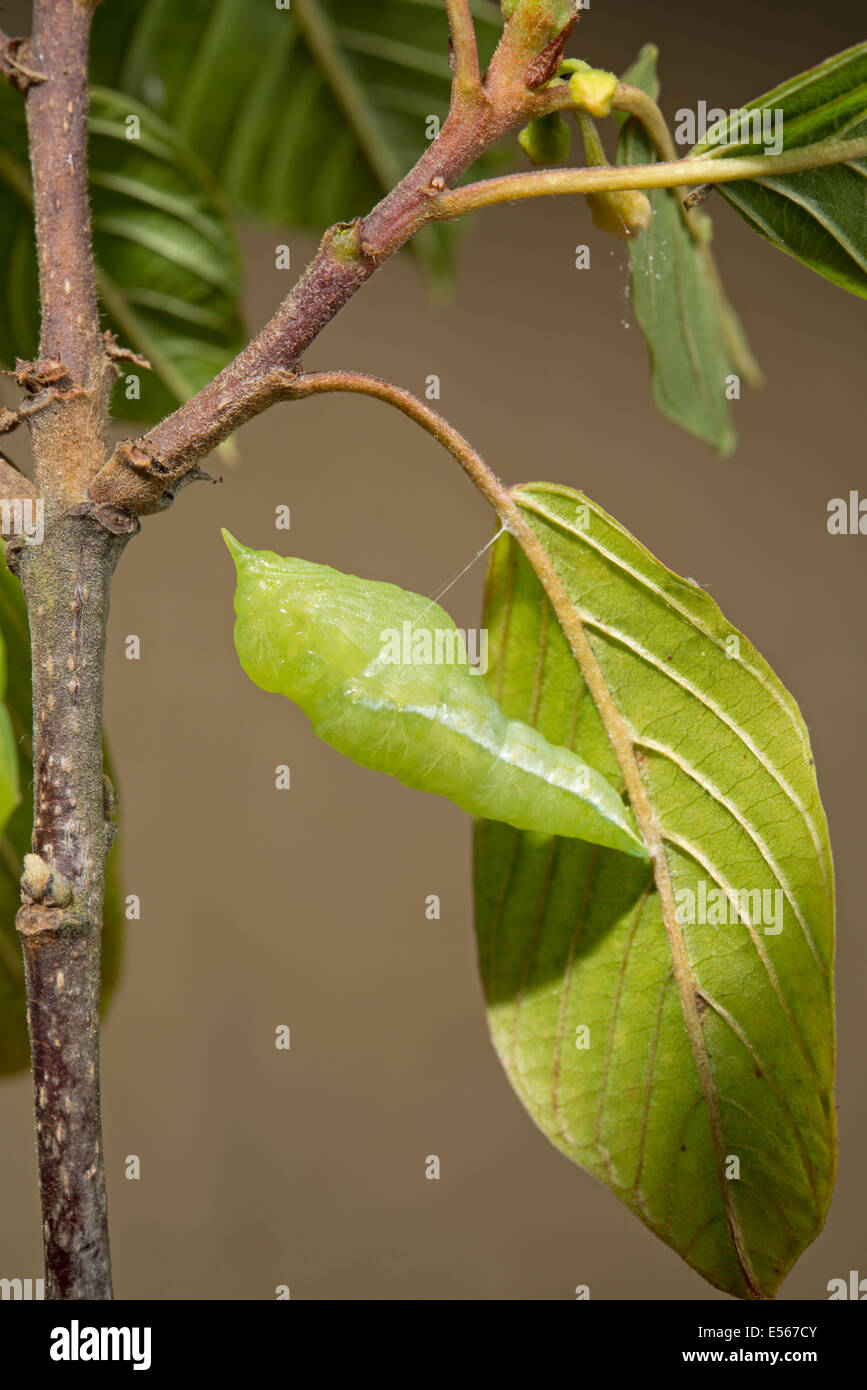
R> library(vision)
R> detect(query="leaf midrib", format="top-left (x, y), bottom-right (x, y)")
top-left (511, 489), bottom-right (767, 1298)
top-left (515, 488), bottom-right (833, 893)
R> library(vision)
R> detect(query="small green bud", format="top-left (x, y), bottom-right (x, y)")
top-left (568, 67), bottom-right (618, 119)
top-left (328, 221), bottom-right (363, 263)
top-left (586, 189), bottom-right (653, 240)
top-left (519, 112), bottom-right (572, 167)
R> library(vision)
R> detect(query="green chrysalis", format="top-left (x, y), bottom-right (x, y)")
top-left (223, 532), bottom-right (647, 859)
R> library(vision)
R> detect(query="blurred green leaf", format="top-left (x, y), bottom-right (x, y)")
top-left (0, 82), bottom-right (245, 425)
top-left (616, 46), bottom-right (749, 456)
top-left (474, 482), bottom-right (835, 1298)
top-left (89, 0), bottom-right (513, 286)
top-left (690, 42), bottom-right (867, 299)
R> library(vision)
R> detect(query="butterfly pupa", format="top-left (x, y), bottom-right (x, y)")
top-left (224, 532), bottom-right (647, 859)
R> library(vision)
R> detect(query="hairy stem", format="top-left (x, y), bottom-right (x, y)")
top-left (444, 0), bottom-right (482, 94)
top-left (612, 82), bottom-right (678, 161)
top-left (25, 0), bottom-right (102, 387)
top-left (430, 133), bottom-right (867, 217)
top-left (88, 95), bottom-right (527, 513)
top-left (16, 516), bottom-right (126, 1301)
top-left (16, 0), bottom-right (121, 1301)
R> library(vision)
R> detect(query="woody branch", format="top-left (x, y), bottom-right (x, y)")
top-left (11, 0), bottom-right (129, 1301)
top-left (86, 1), bottom-right (583, 516)
top-left (86, 2), bottom-right (867, 521)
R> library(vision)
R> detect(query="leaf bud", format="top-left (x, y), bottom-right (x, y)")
top-left (518, 112), bottom-right (572, 166)
top-left (568, 67), bottom-right (618, 119)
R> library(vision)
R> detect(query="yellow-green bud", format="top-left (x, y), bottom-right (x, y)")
top-left (586, 189), bottom-right (653, 240)
top-left (568, 68), bottom-right (618, 119)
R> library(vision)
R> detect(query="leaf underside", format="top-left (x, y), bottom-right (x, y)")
top-left (616, 47), bottom-right (751, 456)
top-left (473, 482), bottom-right (835, 1299)
top-left (0, 549), bottom-right (123, 1077)
top-left (691, 41), bottom-right (867, 299)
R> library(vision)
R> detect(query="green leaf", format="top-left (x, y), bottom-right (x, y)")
top-left (690, 43), bottom-right (867, 299)
top-left (0, 630), bottom-right (20, 841)
top-left (90, 89), bottom-right (246, 422)
top-left (474, 482), bottom-right (835, 1299)
top-left (616, 46), bottom-right (750, 456)
top-left (0, 547), bottom-right (124, 1077)
top-left (89, 0), bottom-right (512, 286)
top-left (0, 82), bottom-right (245, 425)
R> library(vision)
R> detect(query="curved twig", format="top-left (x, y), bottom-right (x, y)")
top-left (283, 367), bottom-right (765, 1298)
top-left (429, 134), bottom-right (867, 219)
top-left (445, 0), bottom-right (482, 94)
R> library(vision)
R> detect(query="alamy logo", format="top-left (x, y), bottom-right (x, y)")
top-left (674, 102), bottom-right (784, 156)
top-left (379, 622), bottom-right (489, 675)
top-left (0, 497), bottom-right (44, 545)
top-left (0, 1276), bottom-right (44, 1299)
top-left (827, 1271), bottom-right (867, 1299)
top-left (675, 881), bottom-right (783, 935)
top-left (50, 1319), bottom-right (152, 1371)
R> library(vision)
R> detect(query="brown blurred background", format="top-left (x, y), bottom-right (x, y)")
top-left (0, 0), bottom-right (865, 1300)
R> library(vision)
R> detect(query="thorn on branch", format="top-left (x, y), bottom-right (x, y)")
top-left (0, 34), bottom-right (48, 93)
top-left (186, 465), bottom-right (217, 489)
top-left (102, 332), bottom-right (151, 372)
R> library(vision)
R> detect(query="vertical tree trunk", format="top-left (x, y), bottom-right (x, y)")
top-left (13, 0), bottom-right (123, 1298)
top-left (16, 516), bottom-right (126, 1300)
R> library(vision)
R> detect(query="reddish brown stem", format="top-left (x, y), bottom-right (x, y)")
top-left (25, 1), bottom-right (102, 386)
top-left (88, 72), bottom-right (545, 515)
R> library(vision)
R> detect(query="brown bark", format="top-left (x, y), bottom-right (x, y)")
top-left (14, 0), bottom-right (121, 1301)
